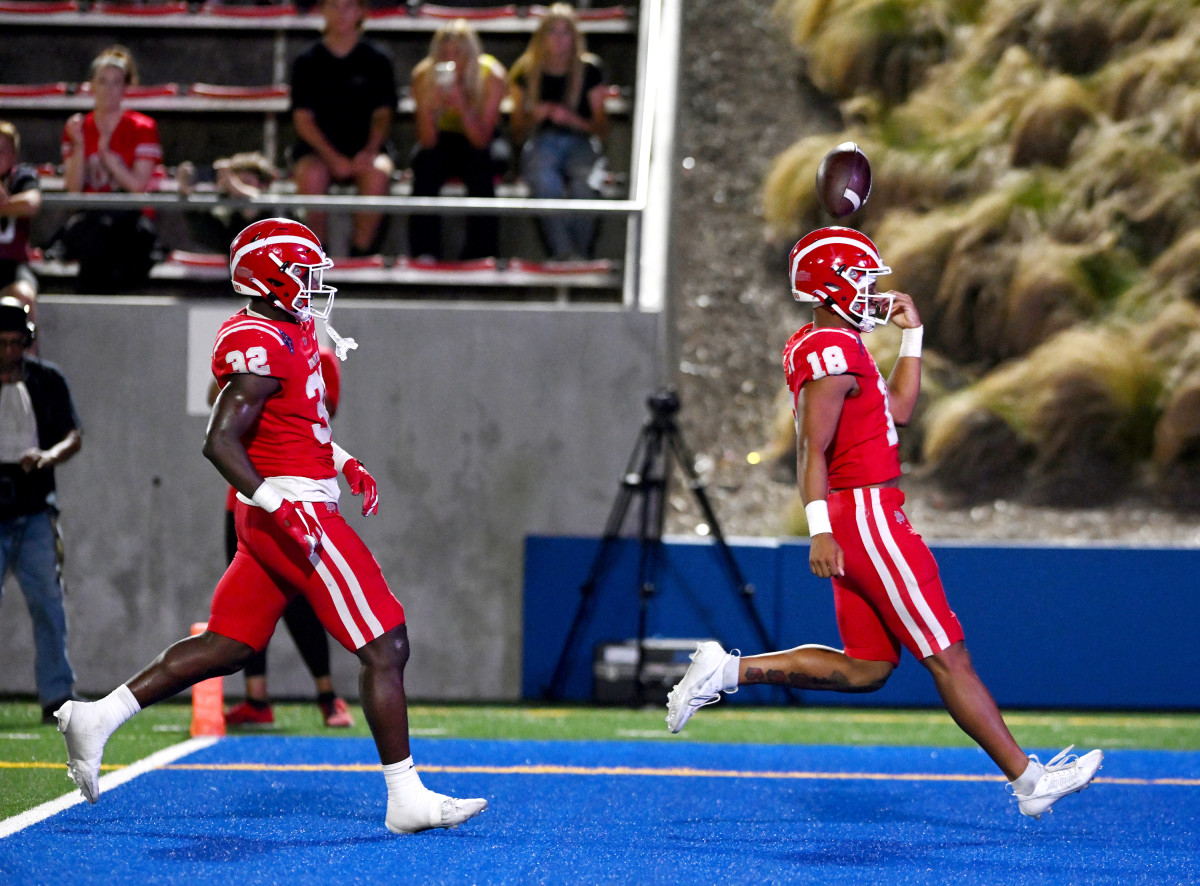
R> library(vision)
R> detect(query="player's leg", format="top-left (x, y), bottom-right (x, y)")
top-left (666, 585), bottom-right (896, 734)
top-left (921, 642), bottom-right (1027, 777)
top-left (56, 549), bottom-right (283, 804)
top-left (741, 645), bottom-right (894, 691)
top-left (857, 488), bottom-right (1104, 815)
top-left (258, 504), bottom-right (487, 832)
top-left (280, 594), bottom-right (353, 727)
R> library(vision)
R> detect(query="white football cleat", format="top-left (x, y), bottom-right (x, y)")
top-left (665, 641), bottom-right (737, 734)
top-left (56, 700), bottom-right (109, 804)
top-left (1009, 745), bottom-right (1104, 819)
top-left (386, 792), bottom-right (488, 834)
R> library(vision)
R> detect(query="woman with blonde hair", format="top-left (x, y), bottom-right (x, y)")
top-left (408, 18), bottom-right (507, 260)
top-left (58, 45), bottom-right (162, 292)
top-left (509, 3), bottom-right (609, 260)
top-left (62, 45), bottom-right (160, 197)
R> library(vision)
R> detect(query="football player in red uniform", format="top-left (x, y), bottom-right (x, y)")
top-left (54, 218), bottom-right (486, 834)
top-left (667, 227), bottom-right (1103, 819)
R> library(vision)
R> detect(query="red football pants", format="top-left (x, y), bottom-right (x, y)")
top-left (207, 500), bottom-right (405, 652)
top-left (827, 486), bottom-right (964, 665)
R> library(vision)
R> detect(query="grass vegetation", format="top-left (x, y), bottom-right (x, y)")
top-left (765, 0), bottom-right (1200, 507)
top-left (2, 698), bottom-right (1197, 821)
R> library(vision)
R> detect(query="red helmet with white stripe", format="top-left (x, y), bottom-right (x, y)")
top-left (229, 217), bottom-right (336, 321)
top-left (789, 226), bottom-right (893, 332)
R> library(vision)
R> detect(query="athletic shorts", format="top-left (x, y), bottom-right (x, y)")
top-left (826, 486), bottom-right (964, 665)
top-left (207, 500), bottom-right (405, 652)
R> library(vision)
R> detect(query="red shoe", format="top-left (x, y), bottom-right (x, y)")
top-left (225, 701), bottom-right (274, 725)
top-left (319, 697), bottom-right (354, 728)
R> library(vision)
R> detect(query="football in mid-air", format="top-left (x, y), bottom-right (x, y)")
top-left (815, 142), bottom-right (872, 218)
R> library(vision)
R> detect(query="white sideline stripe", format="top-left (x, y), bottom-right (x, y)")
top-left (0, 736), bottom-right (219, 840)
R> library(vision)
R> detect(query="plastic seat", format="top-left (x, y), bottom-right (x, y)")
top-left (187, 83), bottom-right (289, 99)
top-left (77, 82), bottom-right (180, 98)
top-left (331, 254), bottom-right (386, 270)
top-left (166, 251), bottom-right (226, 268)
top-left (0, 0), bottom-right (78, 13)
top-left (95, 1), bottom-right (189, 14)
top-left (508, 258), bottom-right (615, 274)
top-left (0, 82), bottom-right (69, 97)
top-left (364, 4), bottom-right (409, 19)
top-left (529, 4), bottom-right (626, 19)
top-left (408, 257), bottom-right (498, 271)
top-left (416, 4), bottom-right (518, 20)
top-left (201, 3), bottom-right (298, 16)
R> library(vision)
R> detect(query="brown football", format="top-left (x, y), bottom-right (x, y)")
top-left (815, 142), bottom-right (872, 218)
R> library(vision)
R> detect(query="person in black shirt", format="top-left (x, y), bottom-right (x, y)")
top-left (509, 3), bottom-right (610, 260)
top-left (291, 0), bottom-right (397, 256)
top-left (0, 297), bottom-right (83, 724)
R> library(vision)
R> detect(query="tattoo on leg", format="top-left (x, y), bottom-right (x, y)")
top-left (744, 666), bottom-right (855, 691)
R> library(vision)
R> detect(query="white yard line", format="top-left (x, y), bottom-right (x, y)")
top-left (0, 736), bottom-right (219, 839)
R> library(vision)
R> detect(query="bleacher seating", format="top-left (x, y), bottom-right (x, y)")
top-left (0, 0), bottom-right (645, 300)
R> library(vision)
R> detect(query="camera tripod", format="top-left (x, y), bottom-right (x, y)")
top-left (545, 388), bottom-right (775, 703)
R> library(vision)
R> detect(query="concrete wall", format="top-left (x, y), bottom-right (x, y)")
top-left (0, 296), bottom-right (662, 702)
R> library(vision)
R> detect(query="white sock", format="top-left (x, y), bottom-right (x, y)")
top-left (92, 685), bottom-right (141, 738)
top-left (722, 653), bottom-right (741, 693)
top-left (382, 756), bottom-right (426, 806)
top-left (1010, 759), bottom-right (1042, 794)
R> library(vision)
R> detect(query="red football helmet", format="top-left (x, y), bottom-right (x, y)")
top-left (789, 226), bottom-right (893, 332)
top-left (229, 217), bottom-right (336, 321)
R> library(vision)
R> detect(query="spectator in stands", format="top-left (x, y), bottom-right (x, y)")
top-left (0, 121), bottom-right (40, 335)
top-left (57, 45), bottom-right (162, 293)
top-left (290, 0), bottom-right (396, 257)
top-left (509, 3), bottom-right (609, 260)
top-left (179, 152), bottom-right (279, 253)
top-left (408, 19), bottom-right (508, 261)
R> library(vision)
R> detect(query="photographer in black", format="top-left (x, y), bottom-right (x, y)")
top-left (0, 297), bottom-right (83, 723)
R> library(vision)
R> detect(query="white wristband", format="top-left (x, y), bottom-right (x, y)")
top-left (899, 325), bottom-right (924, 359)
top-left (331, 442), bottom-right (352, 473)
top-left (805, 500), bottom-right (832, 537)
top-left (251, 481), bottom-right (284, 513)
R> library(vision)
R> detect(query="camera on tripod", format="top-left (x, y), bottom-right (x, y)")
top-left (546, 388), bottom-right (775, 702)
top-left (646, 388), bottom-right (680, 418)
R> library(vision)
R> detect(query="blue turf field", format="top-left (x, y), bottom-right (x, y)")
top-left (2, 737), bottom-right (1196, 884)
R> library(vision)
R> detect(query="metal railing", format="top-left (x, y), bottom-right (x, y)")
top-left (31, 0), bottom-right (680, 309)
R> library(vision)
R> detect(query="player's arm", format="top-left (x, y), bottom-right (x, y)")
top-left (203, 373), bottom-right (323, 556)
top-left (331, 441), bottom-right (379, 516)
top-left (202, 372), bottom-right (279, 495)
top-left (798, 373), bottom-right (855, 578)
top-left (885, 291), bottom-right (923, 425)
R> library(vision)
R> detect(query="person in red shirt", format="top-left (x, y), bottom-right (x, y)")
top-left (57, 45), bottom-right (162, 292)
top-left (666, 227), bottom-right (1103, 820)
top-left (55, 218), bottom-right (486, 835)
top-left (61, 46), bottom-right (161, 196)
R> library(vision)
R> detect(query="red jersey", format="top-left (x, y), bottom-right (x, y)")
top-left (782, 322), bottom-right (900, 489)
top-left (211, 308), bottom-right (336, 483)
top-left (60, 110), bottom-right (162, 193)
